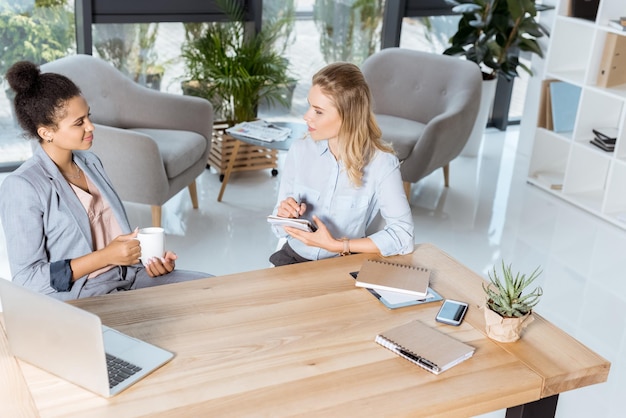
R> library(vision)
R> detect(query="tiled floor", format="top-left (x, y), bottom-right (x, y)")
top-left (0, 126), bottom-right (624, 417)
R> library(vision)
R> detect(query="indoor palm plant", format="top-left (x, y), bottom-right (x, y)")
top-left (482, 261), bottom-right (543, 342)
top-left (181, 0), bottom-right (296, 125)
top-left (181, 0), bottom-right (296, 179)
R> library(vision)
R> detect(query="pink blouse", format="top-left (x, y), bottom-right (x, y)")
top-left (70, 175), bottom-right (123, 278)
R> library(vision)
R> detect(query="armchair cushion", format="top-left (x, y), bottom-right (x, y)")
top-left (374, 115), bottom-right (425, 160)
top-left (133, 129), bottom-right (207, 179)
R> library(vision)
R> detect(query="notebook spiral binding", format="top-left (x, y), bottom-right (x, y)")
top-left (375, 335), bottom-right (440, 373)
top-left (368, 259), bottom-right (428, 272)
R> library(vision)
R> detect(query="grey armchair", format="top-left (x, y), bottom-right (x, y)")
top-left (361, 48), bottom-right (482, 196)
top-left (41, 54), bottom-right (213, 227)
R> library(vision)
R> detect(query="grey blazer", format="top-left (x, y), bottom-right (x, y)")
top-left (0, 146), bottom-right (133, 299)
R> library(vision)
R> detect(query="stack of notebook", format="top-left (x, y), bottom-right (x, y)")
top-left (589, 128), bottom-right (617, 152)
top-left (353, 259), bottom-right (442, 309)
top-left (354, 259), bottom-right (430, 298)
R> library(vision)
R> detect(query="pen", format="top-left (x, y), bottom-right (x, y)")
top-left (293, 196), bottom-right (305, 217)
top-left (398, 348), bottom-right (440, 373)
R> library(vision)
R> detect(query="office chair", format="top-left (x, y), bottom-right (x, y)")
top-left (361, 47), bottom-right (482, 197)
top-left (41, 54), bottom-right (214, 226)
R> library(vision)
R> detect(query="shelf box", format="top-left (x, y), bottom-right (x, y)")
top-left (570, 0), bottom-right (599, 22)
top-left (573, 88), bottom-right (623, 143)
top-left (546, 18), bottom-right (595, 82)
top-left (596, 0), bottom-right (626, 27)
top-left (563, 145), bottom-right (610, 198)
top-left (528, 130), bottom-right (570, 190)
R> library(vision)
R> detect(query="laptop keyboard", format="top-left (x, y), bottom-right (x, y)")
top-left (106, 353), bottom-right (143, 388)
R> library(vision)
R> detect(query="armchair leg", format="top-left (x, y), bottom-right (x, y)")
top-left (443, 164), bottom-right (450, 187)
top-left (188, 180), bottom-right (199, 209)
top-left (151, 206), bottom-right (162, 227)
top-left (403, 181), bottom-right (411, 199)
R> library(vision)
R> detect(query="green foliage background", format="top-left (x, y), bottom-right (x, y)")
top-left (0, 0), bottom-right (74, 77)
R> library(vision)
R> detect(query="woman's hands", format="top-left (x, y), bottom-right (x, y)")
top-left (277, 198), bottom-right (342, 253)
top-left (105, 230), bottom-right (141, 266)
top-left (276, 197), bottom-right (306, 218)
top-left (284, 215), bottom-right (342, 253)
top-left (143, 251), bottom-right (177, 277)
top-left (102, 230), bottom-right (177, 277)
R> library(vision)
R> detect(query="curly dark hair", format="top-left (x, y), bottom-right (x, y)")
top-left (5, 61), bottom-right (81, 142)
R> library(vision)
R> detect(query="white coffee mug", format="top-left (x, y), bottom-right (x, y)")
top-left (136, 227), bottom-right (165, 266)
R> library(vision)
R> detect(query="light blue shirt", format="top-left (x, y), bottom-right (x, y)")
top-left (272, 136), bottom-right (414, 260)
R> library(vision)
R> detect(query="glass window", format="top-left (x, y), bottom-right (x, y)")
top-left (0, 0), bottom-right (532, 168)
top-left (0, 0), bottom-right (75, 168)
top-left (261, 0), bottom-right (384, 120)
top-left (399, 16), bottom-right (459, 54)
top-left (92, 22), bottom-right (182, 94)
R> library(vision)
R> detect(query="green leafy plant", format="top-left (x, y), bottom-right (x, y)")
top-left (181, 0), bottom-right (296, 124)
top-left (1, 0), bottom-right (74, 77)
top-left (443, 0), bottom-right (553, 81)
top-left (483, 261), bottom-right (543, 317)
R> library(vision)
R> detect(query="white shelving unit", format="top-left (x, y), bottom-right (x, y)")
top-left (527, 0), bottom-right (626, 228)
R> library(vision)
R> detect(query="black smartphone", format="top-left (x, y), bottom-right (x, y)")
top-left (435, 299), bottom-right (468, 326)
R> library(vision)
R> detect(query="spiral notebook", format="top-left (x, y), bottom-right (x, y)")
top-left (375, 320), bottom-right (475, 375)
top-left (354, 259), bottom-right (430, 297)
top-left (350, 271), bottom-right (443, 309)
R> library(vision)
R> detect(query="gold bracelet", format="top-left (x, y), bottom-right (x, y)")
top-left (340, 238), bottom-right (351, 256)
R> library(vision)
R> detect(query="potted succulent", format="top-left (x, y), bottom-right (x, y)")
top-left (442, 0), bottom-right (552, 155)
top-left (482, 261), bottom-right (543, 342)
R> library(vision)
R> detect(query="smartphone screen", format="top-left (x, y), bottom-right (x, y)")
top-left (436, 299), bottom-right (468, 326)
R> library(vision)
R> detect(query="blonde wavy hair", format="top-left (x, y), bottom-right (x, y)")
top-left (312, 62), bottom-right (394, 187)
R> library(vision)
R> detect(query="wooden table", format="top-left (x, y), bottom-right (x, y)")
top-left (0, 244), bottom-right (610, 417)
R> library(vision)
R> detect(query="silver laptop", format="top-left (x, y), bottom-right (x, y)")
top-left (0, 279), bottom-right (174, 397)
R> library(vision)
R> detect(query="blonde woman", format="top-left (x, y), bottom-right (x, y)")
top-left (270, 62), bottom-right (414, 266)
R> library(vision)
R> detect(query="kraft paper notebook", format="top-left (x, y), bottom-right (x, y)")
top-left (375, 320), bottom-right (475, 375)
top-left (350, 271), bottom-right (443, 309)
top-left (354, 259), bottom-right (430, 297)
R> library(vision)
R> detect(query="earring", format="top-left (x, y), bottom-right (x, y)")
top-left (47, 138), bottom-right (53, 143)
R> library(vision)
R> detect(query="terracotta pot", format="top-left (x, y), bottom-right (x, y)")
top-left (483, 306), bottom-right (534, 343)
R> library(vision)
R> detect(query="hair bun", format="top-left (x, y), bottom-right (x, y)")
top-left (6, 61), bottom-right (41, 95)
